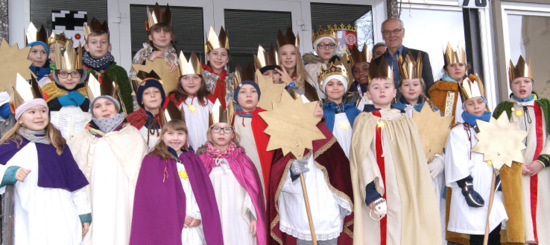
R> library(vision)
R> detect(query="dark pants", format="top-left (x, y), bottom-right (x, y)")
top-left (469, 224), bottom-right (501, 245)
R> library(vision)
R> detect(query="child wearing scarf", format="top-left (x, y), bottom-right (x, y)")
top-left (202, 27), bottom-right (234, 109)
top-left (0, 98), bottom-right (90, 245)
top-left (445, 92), bottom-right (508, 245)
top-left (68, 95), bottom-right (147, 245)
top-left (197, 119), bottom-right (266, 245)
top-left (130, 120), bottom-right (223, 245)
top-left (493, 56), bottom-right (550, 244)
top-left (26, 41), bottom-right (51, 81)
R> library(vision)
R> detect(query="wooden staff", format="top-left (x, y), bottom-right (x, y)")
top-left (300, 174), bottom-right (318, 245)
top-left (483, 169), bottom-right (497, 245)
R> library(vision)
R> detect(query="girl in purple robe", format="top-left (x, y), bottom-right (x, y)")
top-left (130, 119), bottom-right (223, 245)
top-left (0, 98), bottom-right (90, 245)
top-left (197, 121), bottom-right (267, 245)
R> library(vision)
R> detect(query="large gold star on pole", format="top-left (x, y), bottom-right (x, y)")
top-left (472, 114), bottom-right (528, 170)
top-left (255, 69), bottom-right (286, 111)
top-left (132, 58), bottom-right (180, 95)
top-left (0, 39), bottom-right (33, 93)
top-left (259, 92), bottom-right (325, 158)
top-left (412, 103), bottom-right (454, 161)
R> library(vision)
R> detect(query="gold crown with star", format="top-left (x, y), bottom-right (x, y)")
top-left (254, 44), bottom-right (279, 69)
top-left (350, 43), bottom-right (372, 65)
top-left (276, 28), bottom-right (300, 48)
top-left (508, 56), bottom-right (533, 84)
top-left (47, 32), bottom-right (68, 46)
top-left (145, 3), bottom-right (172, 31)
top-left (25, 22), bottom-right (48, 45)
top-left (398, 52), bottom-right (422, 80)
top-left (317, 61), bottom-right (348, 87)
top-left (205, 26), bottom-right (229, 54)
top-left (460, 74), bottom-right (486, 101)
top-left (178, 51), bottom-right (202, 76)
top-left (444, 42), bottom-right (466, 66)
top-left (83, 18), bottom-right (109, 40)
top-left (54, 39), bottom-right (82, 70)
top-left (209, 99), bottom-right (234, 126)
top-left (312, 25), bottom-right (336, 44)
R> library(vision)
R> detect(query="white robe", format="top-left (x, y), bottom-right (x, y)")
top-left (138, 126), bottom-right (159, 150)
top-left (0, 142), bottom-right (90, 245)
top-left (69, 125), bottom-right (148, 245)
top-left (234, 116), bottom-right (265, 192)
top-left (332, 113), bottom-right (353, 159)
top-left (445, 124), bottom-right (508, 235)
top-left (50, 106), bottom-right (92, 141)
top-left (209, 158), bottom-right (257, 245)
top-left (180, 97), bottom-right (212, 151)
top-left (177, 161), bottom-right (206, 244)
top-left (278, 155), bottom-right (352, 241)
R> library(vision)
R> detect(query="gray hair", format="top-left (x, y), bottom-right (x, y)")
top-left (382, 18), bottom-right (404, 30)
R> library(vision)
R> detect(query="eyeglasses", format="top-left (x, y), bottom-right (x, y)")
top-left (58, 71), bottom-right (81, 79)
top-left (382, 28), bottom-right (403, 35)
top-left (211, 126), bottom-right (233, 133)
top-left (317, 43), bottom-right (336, 50)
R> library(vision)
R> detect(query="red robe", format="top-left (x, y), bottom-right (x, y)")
top-left (267, 121), bottom-right (354, 245)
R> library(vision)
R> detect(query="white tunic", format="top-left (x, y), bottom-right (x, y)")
top-left (138, 126), bottom-right (159, 150)
top-left (50, 106), bottom-right (92, 141)
top-left (180, 97), bottom-right (212, 151)
top-left (177, 161), bottom-right (206, 245)
top-left (209, 158), bottom-right (257, 245)
top-left (234, 116), bottom-right (265, 191)
top-left (332, 113), bottom-right (353, 158)
top-left (69, 125), bottom-right (148, 245)
top-left (278, 155), bottom-right (352, 241)
top-left (445, 124), bottom-right (508, 234)
top-left (0, 143), bottom-right (90, 245)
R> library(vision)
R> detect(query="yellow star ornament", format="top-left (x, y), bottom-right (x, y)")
top-left (0, 39), bottom-right (34, 92)
top-left (472, 113), bottom-right (528, 170)
top-left (259, 92), bottom-right (325, 158)
top-left (132, 58), bottom-right (180, 95)
top-left (412, 103), bottom-right (454, 161)
top-left (255, 70), bottom-right (285, 111)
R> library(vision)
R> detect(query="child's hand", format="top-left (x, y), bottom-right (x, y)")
top-left (249, 220), bottom-right (257, 237)
top-left (526, 160), bottom-right (544, 176)
top-left (368, 201), bottom-right (376, 210)
top-left (275, 67), bottom-right (292, 85)
top-left (15, 168), bottom-right (30, 182)
top-left (148, 51), bottom-right (164, 61)
top-left (167, 61), bottom-right (178, 72)
top-left (184, 215), bottom-right (201, 228)
top-left (522, 163), bottom-right (533, 176)
top-left (82, 222), bottom-right (90, 236)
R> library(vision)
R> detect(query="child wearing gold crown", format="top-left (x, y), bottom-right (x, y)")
top-left (126, 72), bottom-right (166, 149)
top-left (303, 25), bottom-right (338, 99)
top-left (319, 62), bottom-right (361, 158)
top-left (493, 56), bottom-right (550, 244)
top-left (196, 102), bottom-right (266, 245)
top-left (68, 95), bottom-right (147, 245)
top-left (162, 51), bottom-right (213, 151)
top-left (444, 79), bottom-right (507, 245)
top-left (131, 3), bottom-right (178, 79)
top-left (83, 18), bottom-right (134, 114)
top-left (26, 23), bottom-right (51, 81)
top-left (47, 32), bottom-right (68, 70)
top-left (349, 58), bottom-right (441, 245)
top-left (202, 27), bottom-right (234, 110)
top-left (349, 44), bottom-right (373, 107)
top-left (130, 119), bottom-right (223, 245)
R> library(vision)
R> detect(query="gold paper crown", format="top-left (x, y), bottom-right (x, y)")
top-left (254, 44), bottom-right (279, 69)
top-left (331, 23), bottom-right (357, 32)
top-left (460, 74), bottom-right (486, 101)
top-left (146, 3), bottom-right (172, 31)
top-left (369, 57), bottom-right (393, 81)
top-left (205, 26), bottom-right (229, 54)
top-left (276, 28), bottom-right (300, 48)
top-left (508, 56), bottom-right (533, 84)
top-left (233, 64), bottom-right (255, 92)
top-left (209, 99), bottom-right (234, 126)
top-left (318, 61), bottom-right (348, 89)
top-left (312, 25), bottom-right (337, 44)
top-left (25, 23), bottom-right (48, 45)
top-left (83, 18), bottom-right (109, 40)
top-left (398, 52), bottom-right (422, 80)
top-left (444, 42), bottom-right (466, 66)
top-left (47, 32), bottom-right (68, 46)
top-left (54, 39), bottom-right (82, 70)
top-left (178, 51), bottom-right (202, 76)
top-left (350, 43), bottom-right (372, 65)
top-left (132, 70), bottom-right (162, 92)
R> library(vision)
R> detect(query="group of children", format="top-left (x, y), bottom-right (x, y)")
top-left (0, 6), bottom-right (548, 245)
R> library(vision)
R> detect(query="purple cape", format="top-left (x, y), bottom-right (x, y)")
top-left (0, 138), bottom-right (88, 191)
top-left (129, 151), bottom-right (223, 245)
top-left (199, 148), bottom-right (267, 245)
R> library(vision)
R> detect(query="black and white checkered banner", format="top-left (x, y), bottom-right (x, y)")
top-left (51, 10), bottom-right (87, 47)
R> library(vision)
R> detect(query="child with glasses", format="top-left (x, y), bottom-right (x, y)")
top-left (303, 25), bottom-right (340, 99)
top-left (197, 112), bottom-right (266, 245)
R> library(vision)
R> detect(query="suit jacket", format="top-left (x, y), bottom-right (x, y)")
top-left (373, 46), bottom-right (434, 95)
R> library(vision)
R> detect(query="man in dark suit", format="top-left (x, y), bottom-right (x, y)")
top-left (373, 18), bottom-right (434, 95)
